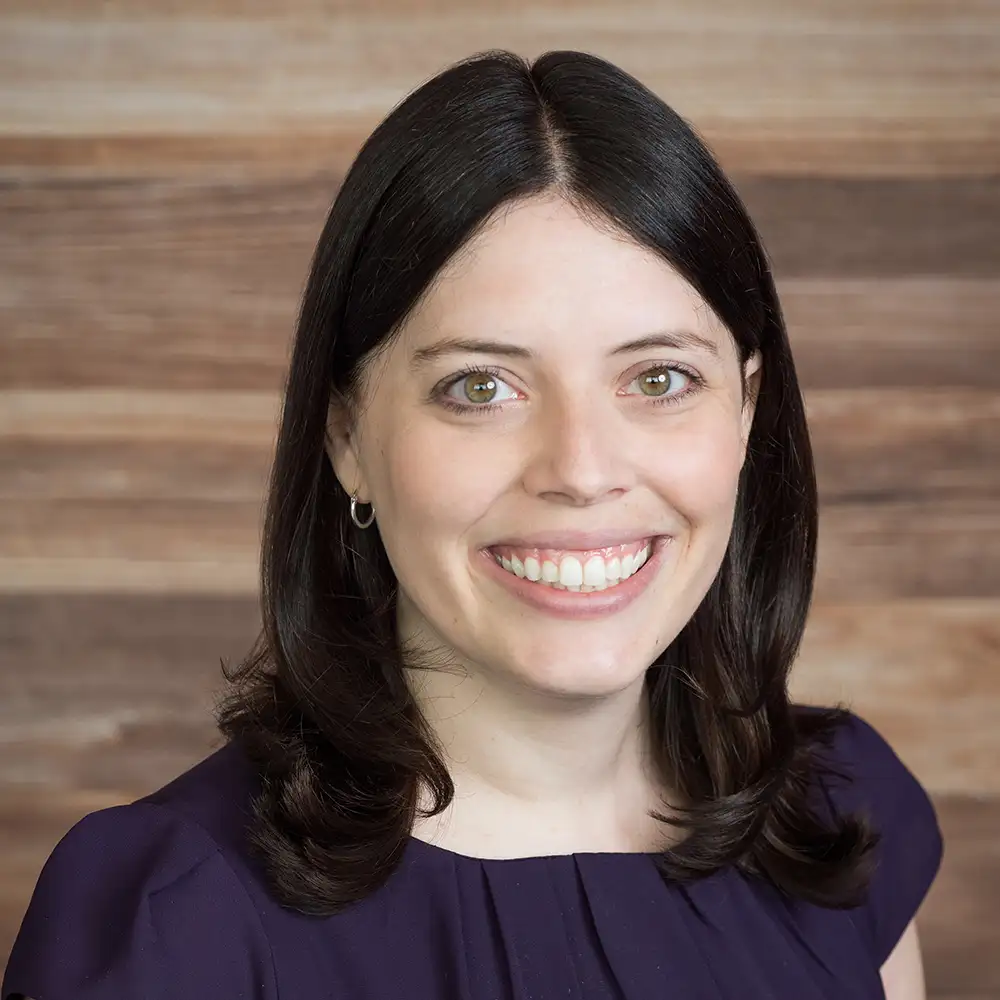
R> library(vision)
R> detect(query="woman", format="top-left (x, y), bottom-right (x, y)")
top-left (3, 49), bottom-right (942, 1000)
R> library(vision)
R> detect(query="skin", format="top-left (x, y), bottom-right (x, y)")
top-left (326, 193), bottom-right (929, 991)
top-left (881, 921), bottom-right (928, 1000)
top-left (327, 191), bottom-right (761, 856)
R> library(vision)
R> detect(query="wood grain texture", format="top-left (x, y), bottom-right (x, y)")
top-left (1, 2), bottom-right (997, 178)
top-left (0, 391), bottom-right (279, 446)
top-left (5, 499), bottom-right (995, 597)
top-left (6, 276), bottom-right (1000, 392)
top-left (922, 795), bottom-right (1000, 994)
top-left (5, 131), bottom-right (1000, 181)
top-left (2, 176), bottom-right (996, 412)
top-left (781, 279), bottom-right (1000, 391)
top-left (8, 0), bottom-right (999, 14)
top-left (0, 593), bottom-right (255, 789)
top-left (791, 599), bottom-right (1000, 795)
top-left (2, 387), bottom-right (996, 597)
top-left (3, 389), bottom-right (995, 490)
top-left (1, 0), bottom-right (997, 989)
top-left (2, 176), bottom-right (997, 328)
top-left (815, 499), bottom-right (999, 600)
top-left (2, 594), bottom-right (997, 793)
top-left (807, 389), bottom-right (999, 502)
top-left (0, 594), bottom-right (998, 984)
top-left (738, 178), bottom-right (1000, 277)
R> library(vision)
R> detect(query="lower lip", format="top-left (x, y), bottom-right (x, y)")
top-left (477, 536), bottom-right (672, 620)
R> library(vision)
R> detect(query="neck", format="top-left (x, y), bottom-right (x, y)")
top-left (405, 665), bottom-right (675, 859)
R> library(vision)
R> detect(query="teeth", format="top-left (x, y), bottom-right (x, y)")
top-left (492, 541), bottom-right (654, 591)
top-left (582, 556), bottom-right (605, 587)
top-left (558, 556), bottom-right (583, 587)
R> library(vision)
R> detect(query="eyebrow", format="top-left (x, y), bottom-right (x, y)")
top-left (410, 331), bottom-right (723, 370)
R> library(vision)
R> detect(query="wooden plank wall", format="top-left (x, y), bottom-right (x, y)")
top-left (1, 2), bottom-right (998, 994)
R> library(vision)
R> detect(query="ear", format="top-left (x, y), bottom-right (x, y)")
top-left (324, 396), bottom-right (369, 502)
top-left (740, 350), bottom-right (763, 454)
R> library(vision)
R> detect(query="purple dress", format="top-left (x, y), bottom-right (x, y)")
top-left (3, 708), bottom-right (943, 1000)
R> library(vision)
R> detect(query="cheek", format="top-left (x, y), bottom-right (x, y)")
top-left (368, 406), bottom-right (747, 544)
top-left (654, 420), bottom-right (745, 523)
top-left (374, 424), bottom-right (505, 541)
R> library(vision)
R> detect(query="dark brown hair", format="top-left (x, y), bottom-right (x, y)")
top-left (214, 48), bottom-right (877, 914)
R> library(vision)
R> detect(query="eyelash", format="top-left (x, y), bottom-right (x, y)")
top-left (432, 363), bottom-right (705, 416)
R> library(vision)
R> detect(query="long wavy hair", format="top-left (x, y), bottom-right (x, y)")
top-left (215, 48), bottom-right (877, 914)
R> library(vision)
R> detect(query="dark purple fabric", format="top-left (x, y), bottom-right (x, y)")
top-left (3, 708), bottom-right (943, 1000)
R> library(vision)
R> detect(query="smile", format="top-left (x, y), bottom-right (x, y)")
top-left (487, 538), bottom-right (654, 592)
top-left (479, 536), bottom-right (672, 620)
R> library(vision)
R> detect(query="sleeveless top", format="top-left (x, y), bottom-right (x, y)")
top-left (2, 707), bottom-right (944, 1000)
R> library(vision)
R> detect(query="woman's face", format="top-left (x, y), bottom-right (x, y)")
top-left (327, 194), bottom-right (761, 700)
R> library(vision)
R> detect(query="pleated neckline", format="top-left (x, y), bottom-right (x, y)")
top-left (405, 833), bottom-right (666, 865)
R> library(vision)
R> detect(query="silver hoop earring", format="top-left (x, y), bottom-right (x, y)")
top-left (350, 494), bottom-right (375, 529)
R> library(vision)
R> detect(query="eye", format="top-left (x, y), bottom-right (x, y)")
top-left (435, 365), bottom-right (520, 411)
top-left (432, 362), bottom-right (703, 416)
top-left (633, 366), bottom-right (678, 397)
top-left (623, 364), bottom-right (702, 405)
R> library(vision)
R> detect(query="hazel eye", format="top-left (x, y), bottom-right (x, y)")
top-left (440, 367), bottom-right (519, 408)
top-left (462, 372), bottom-right (500, 405)
top-left (635, 366), bottom-right (682, 397)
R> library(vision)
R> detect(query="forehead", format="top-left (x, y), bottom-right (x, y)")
top-left (404, 194), bottom-right (726, 350)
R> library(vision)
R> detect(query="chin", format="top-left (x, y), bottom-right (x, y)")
top-left (506, 655), bottom-right (650, 700)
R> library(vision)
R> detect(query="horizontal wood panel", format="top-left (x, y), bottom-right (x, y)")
top-left (8, 0), bottom-right (999, 16)
top-left (5, 277), bottom-right (999, 392)
top-left (3, 495), bottom-right (996, 597)
top-left (0, 592), bottom-right (253, 788)
top-left (1, 594), bottom-right (998, 791)
top-left (2, 0), bottom-right (996, 989)
top-left (4, 131), bottom-right (999, 181)
top-left (0, 498), bottom-right (261, 562)
top-left (0, 557), bottom-right (259, 594)
top-left (1, 382), bottom-right (998, 596)
top-left (2, 389), bottom-right (997, 502)
top-left (815, 499), bottom-right (999, 600)
top-left (781, 279), bottom-right (1000, 391)
top-left (806, 389), bottom-right (1000, 502)
top-left (0, 498), bottom-right (986, 594)
top-left (2, 179), bottom-right (997, 357)
top-left (1, 7), bottom-right (995, 152)
top-left (921, 795), bottom-right (1000, 993)
top-left (2, 589), bottom-right (996, 980)
top-left (0, 440), bottom-right (272, 501)
top-left (0, 391), bottom-right (280, 446)
top-left (791, 598), bottom-right (1000, 795)
top-left (738, 178), bottom-right (1000, 277)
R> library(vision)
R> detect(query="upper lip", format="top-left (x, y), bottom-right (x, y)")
top-left (485, 530), bottom-right (666, 551)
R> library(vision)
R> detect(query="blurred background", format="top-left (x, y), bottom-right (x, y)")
top-left (1, 1), bottom-right (997, 993)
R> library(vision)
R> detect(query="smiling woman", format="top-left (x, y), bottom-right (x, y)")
top-left (2, 49), bottom-right (941, 1000)
top-left (327, 193), bottom-right (762, 693)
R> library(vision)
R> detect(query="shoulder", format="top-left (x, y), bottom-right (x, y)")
top-left (804, 706), bottom-right (942, 846)
top-left (798, 704), bottom-right (945, 966)
top-left (2, 740), bottom-right (278, 1000)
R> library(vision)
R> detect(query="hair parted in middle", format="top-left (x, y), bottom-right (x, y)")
top-left (215, 47), bottom-right (878, 916)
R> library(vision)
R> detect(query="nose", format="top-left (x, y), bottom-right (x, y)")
top-left (521, 389), bottom-right (635, 507)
